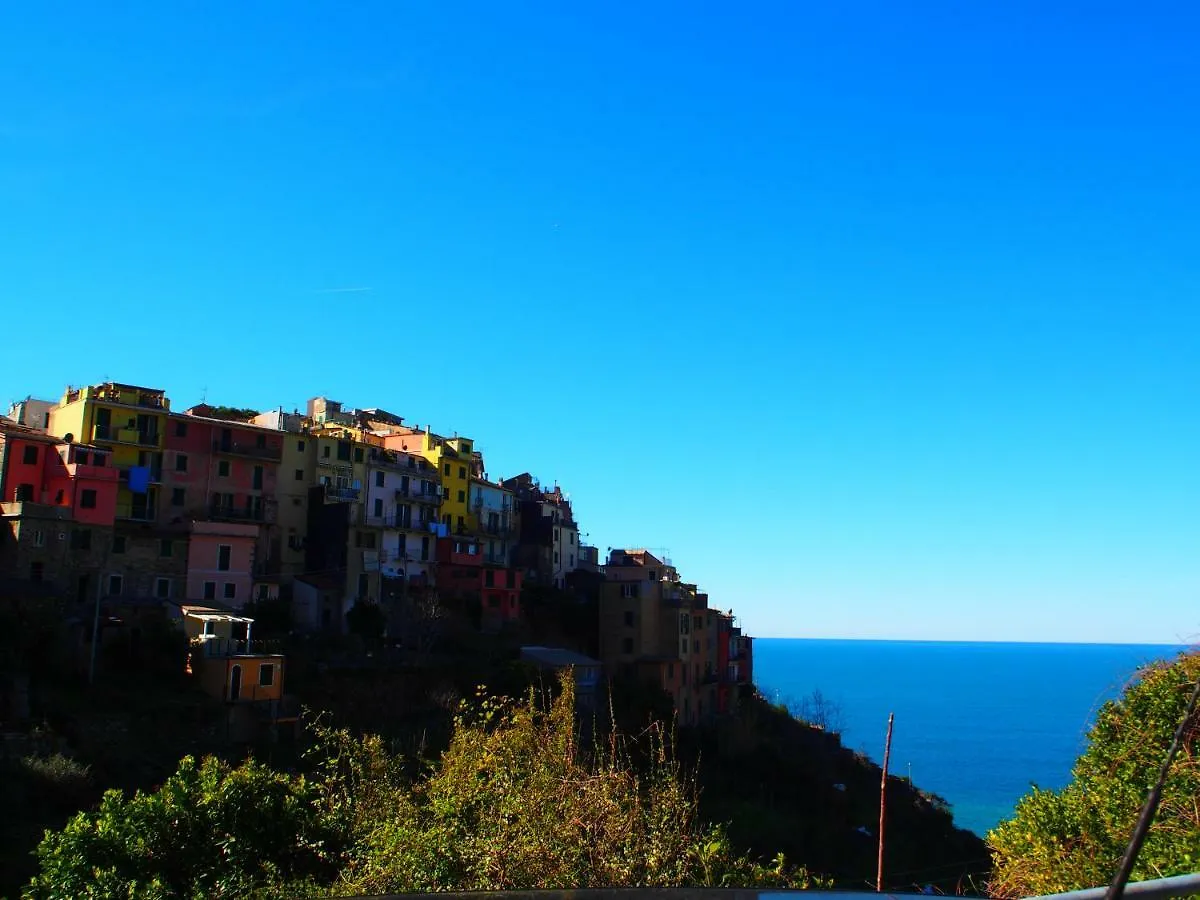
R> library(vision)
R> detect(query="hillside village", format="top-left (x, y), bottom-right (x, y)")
top-left (1, 381), bottom-right (754, 734)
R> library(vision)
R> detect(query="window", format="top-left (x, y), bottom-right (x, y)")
top-left (297, 440), bottom-right (305, 451)
top-left (15, 483), bottom-right (33, 501)
top-left (337, 442), bottom-right (351, 462)
top-left (623, 610), bottom-right (635, 627)
top-left (458, 465), bottom-right (466, 479)
top-left (175, 453), bottom-right (188, 472)
top-left (172, 487), bottom-right (185, 506)
top-left (257, 584), bottom-right (269, 601)
top-left (421, 536), bottom-right (430, 561)
top-left (456, 490), bottom-right (465, 503)
top-left (33, 528), bottom-right (45, 547)
top-left (487, 594), bottom-right (500, 608)
top-left (160, 539), bottom-right (173, 558)
top-left (622, 637), bottom-right (634, 654)
top-left (252, 466), bottom-right (263, 489)
top-left (553, 551), bottom-right (559, 564)
top-left (457, 515), bottom-right (465, 530)
top-left (30, 561), bottom-right (44, 582)
top-left (554, 529), bottom-right (559, 543)
top-left (373, 498), bottom-right (383, 517)
top-left (203, 581), bottom-right (216, 600)
top-left (256, 434), bottom-right (266, 449)
top-left (80, 489), bottom-right (97, 509)
top-left (443, 487), bottom-right (450, 499)
top-left (223, 583), bottom-right (236, 600)
top-left (443, 463), bottom-right (451, 475)
top-left (218, 460), bottom-right (230, 477)
top-left (175, 420), bottom-right (187, 437)
top-left (354, 447), bottom-right (364, 462)
top-left (355, 530), bottom-right (376, 549)
top-left (485, 569), bottom-right (495, 587)
top-left (570, 532), bottom-right (575, 544)
top-left (71, 529), bottom-right (92, 550)
top-left (323, 445), bottom-right (331, 458)
top-left (375, 471), bottom-right (384, 487)
top-left (569, 554), bottom-right (574, 567)
top-left (155, 578), bottom-right (171, 599)
top-left (259, 663), bottom-right (275, 687)
top-left (681, 639), bottom-right (688, 655)
top-left (22, 445), bottom-right (38, 465)
top-left (77, 450), bottom-right (90, 465)
top-left (648, 569), bottom-right (657, 581)
top-left (357, 573), bottom-right (369, 599)
top-left (107, 573), bottom-right (123, 595)
top-left (506, 570), bottom-right (515, 588)
top-left (294, 469), bottom-right (304, 481)
top-left (620, 583), bottom-right (639, 599)
top-left (113, 535), bottom-right (126, 554)
top-left (217, 545), bottom-right (231, 571)
top-left (694, 639), bottom-right (700, 652)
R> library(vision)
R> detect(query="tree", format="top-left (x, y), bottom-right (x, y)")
top-left (988, 651), bottom-right (1200, 898)
top-left (24, 755), bottom-right (343, 899)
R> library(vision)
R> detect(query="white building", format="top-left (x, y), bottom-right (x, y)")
top-left (365, 447), bottom-right (440, 583)
top-left (470, 478), bottom-right (516, 565)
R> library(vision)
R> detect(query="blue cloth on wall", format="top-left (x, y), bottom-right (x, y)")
top-left (128, 466), bottom-right (150, 493)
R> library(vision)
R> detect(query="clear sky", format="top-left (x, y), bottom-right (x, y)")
top-left (2, 2), bottom-right (1197, 644)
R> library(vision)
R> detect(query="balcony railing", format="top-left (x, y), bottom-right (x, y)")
top-left (119, 466), bottom-right (163, 485)
top-left (209, 503), bottom-right (266, 523)
top-left (94, 425), bottom-right (160, 447)
top-left (212, 439), bottom-right (282, 462)
top-left (115, 507), bottom-right (157, 522)
top-left (325, 485), bottom-right (360, 502)
top-left (367, 449), bottom-right (438, 477)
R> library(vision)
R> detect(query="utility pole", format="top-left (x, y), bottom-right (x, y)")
top-left (877, 712), bottom-right (895, 893)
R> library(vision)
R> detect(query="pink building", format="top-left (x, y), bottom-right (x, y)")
top-left (186, 520), bottom-right (258, 607)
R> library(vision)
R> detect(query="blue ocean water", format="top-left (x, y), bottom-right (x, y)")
top-left (753, 638), bottom-right (1185, 837)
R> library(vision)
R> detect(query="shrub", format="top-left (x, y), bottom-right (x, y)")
top-left (988, 650), bottom-right (1200, 897)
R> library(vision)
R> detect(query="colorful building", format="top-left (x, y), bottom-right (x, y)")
top-left (0, 419), bottom-right (118, 598)
top-left (180, 604), bottom-right (294, 742)
top-left (382, 429), bottom-right (474, 536)
top-left (503, 474), bottom-right (580, 588)
top-left (185, 520), bottom-right (259, 607)
top-left (364, 446), bottom-right (440, 586)
top-left (47, 383), bottom-right (170, 524)
top-left (599, 549), bottom-right (731, 726)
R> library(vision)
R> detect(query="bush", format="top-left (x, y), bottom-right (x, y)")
top-left (988, 650), bottom-right (1200, 897)
top-left (326, 678), bottom-right (820, 894)
top-left (24, 755), bottom-right (344, 899)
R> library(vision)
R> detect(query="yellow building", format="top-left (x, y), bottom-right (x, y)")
top-left (382, 429), bottom-right (474, 536)
top-left (47, 382), bottom-right (169, 522)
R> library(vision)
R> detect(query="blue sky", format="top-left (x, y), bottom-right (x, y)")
top-left (2, 2), bottom-right (1197, 643)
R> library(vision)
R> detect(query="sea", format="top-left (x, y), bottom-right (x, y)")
top-left (753, 638), bottom-right (1187, 838)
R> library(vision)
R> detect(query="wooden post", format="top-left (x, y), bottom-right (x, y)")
top-left (877, 712), bottom-right (895, 892)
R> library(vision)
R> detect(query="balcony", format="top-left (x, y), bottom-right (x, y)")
top-left (325, 485), bottom-right (360, 502)
top-left (212, 439), bottom-right (282, 462)
top-left (94, 425), bottom-right (160, 447)
top-left (367, 448), bottom-right (438, 477)
top-left (115, 506), bottom-right (157, 522)
top-left (209, 502), bottom-right (267, 523)
top-left (397, 486), bottom-right (441, 504)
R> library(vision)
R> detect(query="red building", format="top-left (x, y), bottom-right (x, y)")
top-left (0, 423), bottom-right (119, 525)
top-left (436, 535), bottom-right (523, 628)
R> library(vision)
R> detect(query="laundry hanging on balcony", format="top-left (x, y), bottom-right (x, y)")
top-left (128, 466), bottom-right (151, 494)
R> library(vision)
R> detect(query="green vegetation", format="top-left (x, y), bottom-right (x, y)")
top-left (202, 405), bottom-right (260, 422)
top-left (988, 650), bottom-right (1200, 898)
top-left (23, 678), bottom-right (818, 898)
